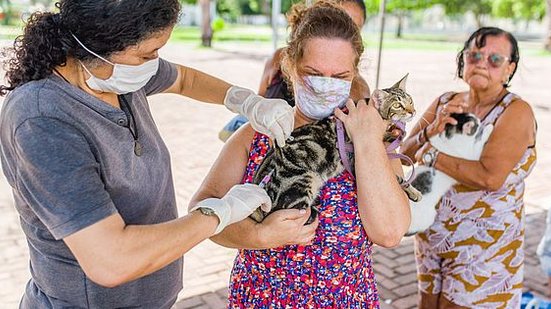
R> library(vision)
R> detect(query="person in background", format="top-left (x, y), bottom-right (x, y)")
top-left (0, 0), bottom-right (294, 307)
top-left (218, 0), bottom-right (369, 142)
top-left (400, 27), bottom-right (536, 308)
top-left (191, 1), bottom-right (410, 307)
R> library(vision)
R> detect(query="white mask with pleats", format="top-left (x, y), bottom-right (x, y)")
top-left (294, 76), bottom-right (352, 120)
top-left (72, 34), bottom-right (159, 94)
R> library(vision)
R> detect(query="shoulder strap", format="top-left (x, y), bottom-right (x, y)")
top-left (483, 92), bottom-right (520, 125)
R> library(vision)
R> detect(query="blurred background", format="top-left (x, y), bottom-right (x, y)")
top-left (0, 1), bottom-right (549, 308)
top-left (0, 0), bottom-right (550, 53)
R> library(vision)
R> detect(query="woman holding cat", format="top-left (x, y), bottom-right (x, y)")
top-left (190, 1), bottom-right (410, 307)
top-left (401, 27), bottom-right (536, 308)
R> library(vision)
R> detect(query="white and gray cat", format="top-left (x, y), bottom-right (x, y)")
top-left (250, 75), bottom-right (417, 223)
top-left (406, 113), bottom-right (494, 235)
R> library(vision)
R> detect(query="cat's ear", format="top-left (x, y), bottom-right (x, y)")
top-left (371, 89), bottom-right (387, 110)
top-left (391, 73), bottom-right (409, 91)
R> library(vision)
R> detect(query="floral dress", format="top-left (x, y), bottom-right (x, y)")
top-left (415, 92), bottom-right (537, 308)
top-left (228, 132), bottom-right (380, 308)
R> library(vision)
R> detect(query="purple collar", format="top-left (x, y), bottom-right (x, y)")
top-left (335, 117), bottom-right (415, 185)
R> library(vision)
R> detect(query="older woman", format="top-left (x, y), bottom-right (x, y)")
top-left (401, 27), bottom-right (537, 308)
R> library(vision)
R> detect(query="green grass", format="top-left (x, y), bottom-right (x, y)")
top-left (521, 44), bottom-right (551, 58)
top-left (364, 36), bottom-right (460, 51)
top-left (1, 23), bottom-right (549, 57)
top-left (0, 25), bottom-right (22, 40)
top-left (170, 26), bottom-right (463, 51)
top-left (171, 25), bottom-right (276, 42)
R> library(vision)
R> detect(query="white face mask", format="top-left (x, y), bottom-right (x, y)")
top-left (294, 76), bottom-right (352, 120)
top-left (72, 34), bottom-right (159, 94)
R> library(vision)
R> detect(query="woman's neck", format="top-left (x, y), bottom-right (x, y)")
top-left (293, 108), bottom-right (316, 129)
top-left (54, 58), bottom-right (120, 108)
top-left (467, 85), bottom-right (506, 107)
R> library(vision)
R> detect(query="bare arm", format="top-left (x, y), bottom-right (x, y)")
top-left (162, 64), bottom-right (232, 104)
top-left (64, 211), bottom-right (219, 288)
top-left (424, 99), bottom-right (535, 191)
top-left (188, 123), bottom-right (316, 249)
top-left (335, 100), bottom-right (410, 247)
top-left (400, 96), bottom-right (440, 160)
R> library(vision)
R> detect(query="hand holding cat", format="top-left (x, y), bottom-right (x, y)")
top-left (334, 98), bottom-right (387, 144)
top-left (425, 101), bottom-right (469, 138)
top-left (257, 208), bottom-right (319, 248)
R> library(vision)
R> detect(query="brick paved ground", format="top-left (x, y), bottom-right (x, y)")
top-left (0, 41), bottom-right (550, 308)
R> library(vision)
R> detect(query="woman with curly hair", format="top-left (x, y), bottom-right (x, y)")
top-left (0, 0), bottom-right (298, 307)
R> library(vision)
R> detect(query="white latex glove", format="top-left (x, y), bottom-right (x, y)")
top-left (224, 85), bottom-right (294, 146)
top-left (190, 184), bottom-right (272, 235)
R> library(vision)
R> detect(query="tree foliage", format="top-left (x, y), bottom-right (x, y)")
top-left (364, 0), bottom-right (435, 37)
top-left (439, 0), bottom-right (492, 16)
top-left (546, 0), bottom-right (551, 51)
top-left (492, 0), bottom-right (546, 21)
top-left (364, 0), bottom-right (434, 16)
top-left (435, 0), bottom-right (491, 27)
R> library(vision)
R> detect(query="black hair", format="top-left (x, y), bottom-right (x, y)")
top-left (456, 26), bottom-right (520, 88)
top-left (0, 0), bottom-right (181, 95)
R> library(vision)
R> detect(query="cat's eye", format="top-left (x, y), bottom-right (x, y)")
top-left (392, 103), bottom-right (402, 109)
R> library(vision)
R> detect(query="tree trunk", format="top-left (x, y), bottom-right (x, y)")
top-left (200, 0), bottom-right (213, 47)
top-left (396, 12), bottom-right (403, 39)
top-left (546, 0), bottom-right (551, 51)
top-left (475, 14), bottom-right (483, 29)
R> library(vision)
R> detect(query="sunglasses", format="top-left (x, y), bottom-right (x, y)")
top-left (464, 50), bottom-right (510, 68)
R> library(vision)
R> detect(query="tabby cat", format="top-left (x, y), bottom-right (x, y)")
top-left (406, 113), bottom-right (494, 235)
top-left (250, 74), bottom-right (417, 223)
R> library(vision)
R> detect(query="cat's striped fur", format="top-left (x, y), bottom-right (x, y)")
top-left (250, 74), bottom-right (416, 223)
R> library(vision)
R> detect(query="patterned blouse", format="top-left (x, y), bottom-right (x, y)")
top-left (415, 92), bottom-right (537, 308)
top-left (228, 132), bottom-right (380, 308)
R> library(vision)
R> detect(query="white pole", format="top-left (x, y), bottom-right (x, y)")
top-left (375, 0), bottom-right (386, 89)
top-left (272, 0), bottom-right (281, 51)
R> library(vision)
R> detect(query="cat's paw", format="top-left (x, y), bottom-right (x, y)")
top-left (404, 185), bottom-right (423, 202)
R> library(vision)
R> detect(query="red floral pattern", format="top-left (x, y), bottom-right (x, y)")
top-left (228, 132), bottom-right (380, 308)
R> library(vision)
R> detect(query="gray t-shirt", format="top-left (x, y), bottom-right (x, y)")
top-left (0, 58), bottom-right (182, 308)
